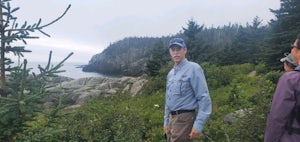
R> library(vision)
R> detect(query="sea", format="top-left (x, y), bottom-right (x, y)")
top-left (24, 62), bottom-right (105, 79)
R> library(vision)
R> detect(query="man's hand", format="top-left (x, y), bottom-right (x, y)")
top-left (163, 126), bottom-right (168, 139)
top-left (189, 128), bottom-right (200, 139)
top-left (164, 126), bottom-right (168, 134)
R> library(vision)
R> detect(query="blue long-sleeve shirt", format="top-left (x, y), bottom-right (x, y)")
top-left (163, 59), bottom-right (212, 133)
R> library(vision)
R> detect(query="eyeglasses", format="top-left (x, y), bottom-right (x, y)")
top-left (291, 44), bottom-right (300, 49)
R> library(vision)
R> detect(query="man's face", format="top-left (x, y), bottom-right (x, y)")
top-left (169, 45), bottom-right (187, 65)
top-left (291, 39), bottom-right (300, 65)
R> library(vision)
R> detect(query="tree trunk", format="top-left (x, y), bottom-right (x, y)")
top-left (0, 4), bottom-right (6, 96)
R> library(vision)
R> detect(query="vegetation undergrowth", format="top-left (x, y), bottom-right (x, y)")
top-left (37, 63), bottom-right (279, 142)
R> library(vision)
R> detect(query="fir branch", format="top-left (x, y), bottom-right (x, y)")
top-left (39, 4), bottom-right (71, 29)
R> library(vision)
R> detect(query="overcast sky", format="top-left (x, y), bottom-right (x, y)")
top-left (8, 0), bottom-right (280, 64)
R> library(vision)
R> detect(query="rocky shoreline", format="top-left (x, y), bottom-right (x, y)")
top-left (44, 75), bottom-right (148, 109)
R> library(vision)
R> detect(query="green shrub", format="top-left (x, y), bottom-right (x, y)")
top-left (263, 70), bottom-right (283, 84)
top-left (54, 93), bottom-right (165, 142)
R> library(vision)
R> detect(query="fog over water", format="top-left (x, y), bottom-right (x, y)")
top-left (26, 62), bottom-right (104, 79)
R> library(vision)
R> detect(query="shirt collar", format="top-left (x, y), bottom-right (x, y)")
top-left (173, 59), bottom-right (188, 70)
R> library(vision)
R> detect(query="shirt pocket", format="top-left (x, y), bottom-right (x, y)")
top-left (179, 77), bottom-right (191, 95)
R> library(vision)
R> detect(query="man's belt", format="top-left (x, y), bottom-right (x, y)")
top-left (171, 109), bottom-right (195, 115)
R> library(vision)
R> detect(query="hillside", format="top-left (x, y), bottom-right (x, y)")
top-left (83, 37), bottom-right (169, 76)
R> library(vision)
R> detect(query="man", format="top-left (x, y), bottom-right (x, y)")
top-left (163, 37), bottom-right (212, 142)
top-left (280, 53), bottom-right (297, 72)
top-left (264, 34), bottom-right (300, 142)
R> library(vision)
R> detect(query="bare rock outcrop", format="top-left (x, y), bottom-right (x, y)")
top-left (44, 76), bottom-right (148, 109)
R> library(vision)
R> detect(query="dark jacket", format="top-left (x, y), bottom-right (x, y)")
top-left (264, 66), bottom-right (300, 142)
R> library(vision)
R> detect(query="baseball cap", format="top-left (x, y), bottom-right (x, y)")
top-left (168, 38), bottom-right (186, 48)
top-left (280, 53), bottom-right (297, 66)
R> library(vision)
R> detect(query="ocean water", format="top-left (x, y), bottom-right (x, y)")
top-left (25, 62), bottom-right (104, 79)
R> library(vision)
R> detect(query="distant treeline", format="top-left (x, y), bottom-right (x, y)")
top-left (100, 0), bottom-right (300, 75)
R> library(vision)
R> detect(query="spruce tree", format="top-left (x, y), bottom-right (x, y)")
top-left (182, 19), bottom-right (205, 62)
top-left (146, 40), bottom-right (169, 77)
top-left (232, 17), bottom-right (270, 65)
top-left (0, 1), bottom-right (72, 141)
top-left (267, 0), bottom-right (300, 70)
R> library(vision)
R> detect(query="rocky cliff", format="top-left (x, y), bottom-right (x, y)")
top-left (82, 37), bottom-right (165, 76)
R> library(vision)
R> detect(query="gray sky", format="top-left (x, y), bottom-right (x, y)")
top-left (9, 0), bottom-right (280, 64)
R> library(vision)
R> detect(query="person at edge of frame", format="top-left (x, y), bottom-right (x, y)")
top-left (264, 34), bottom-right (300, 142)
top-left (280, 52), bottom-right (298, 72)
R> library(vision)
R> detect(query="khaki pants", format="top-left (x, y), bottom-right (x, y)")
top-left (167, 112), bottom-right (196, 142)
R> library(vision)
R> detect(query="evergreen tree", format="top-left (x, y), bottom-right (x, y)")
top-left (202, 24), bottom-right (240, 65)
top-left (233, 17), bottom-right (270, 65)
top-left (182, 19), bottom-right (205, 62)
top-left (146, 40), bottom-right (169, 76)
top-left (267, 0), bottom-right (300, 70)
top-left (0, 1), bottom-right (72, 141)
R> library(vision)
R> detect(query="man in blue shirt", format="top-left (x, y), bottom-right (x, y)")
top-left (163, 37), bottom-right (212, 141)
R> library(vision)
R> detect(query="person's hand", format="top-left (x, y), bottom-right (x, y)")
top-left (189, 128), bottom-right (201, 139)
top-left (163, 126), bottom-right (168, 139)
top-left (164, 126), bottom-right (168, 134)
